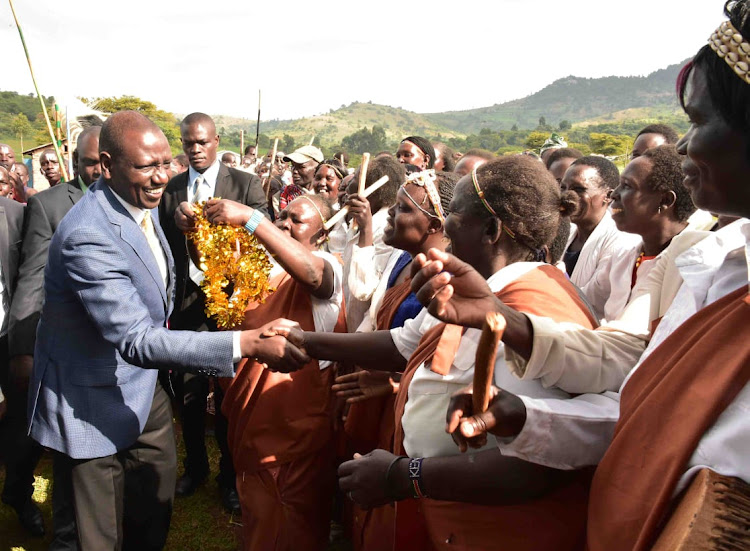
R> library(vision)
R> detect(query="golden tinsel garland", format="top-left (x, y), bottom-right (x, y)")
top-left (188, 201), bottom-right (274, 329)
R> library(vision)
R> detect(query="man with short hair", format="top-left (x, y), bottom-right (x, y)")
top-left (171, 153), bottom-right (189, 175)
top-left (39, 149), bottom-right (62, 187)
top-left (8, 125), bottom-right (103, 548)
top-left (28, 111), bottom-right (304, 549)
top-left (221, 151), bottom-right (238, 168)
top-left (0, 144), bottom-right (16, 170)
top-left (159, 112), bottom-right (267, 513)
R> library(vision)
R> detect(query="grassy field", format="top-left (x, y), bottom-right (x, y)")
top-left (0, 418), bottom-right (353, 551)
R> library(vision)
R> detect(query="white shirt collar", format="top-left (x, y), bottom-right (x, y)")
top-left (188, 159), bottom-right (221, 191)
top-left (109, 185), bottom-right (148, 225)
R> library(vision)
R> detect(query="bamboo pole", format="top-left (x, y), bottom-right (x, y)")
top-left (8, 0), bottom-right (69, 181)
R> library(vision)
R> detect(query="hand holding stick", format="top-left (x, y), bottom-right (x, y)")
top-left (472, 312), bottom-right (506, 413)
top-left (323, 175), bottom-right (389, 230)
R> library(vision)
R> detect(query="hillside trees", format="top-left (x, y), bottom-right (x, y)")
top-left (341, 125), bottom-right (387, 154)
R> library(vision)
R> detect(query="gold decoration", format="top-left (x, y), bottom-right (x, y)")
top-left (188, 201), bottom-right (274, 329)
top-left (709, 20), bottom-right (750, 85)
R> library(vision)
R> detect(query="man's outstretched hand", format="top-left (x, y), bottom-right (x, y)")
top-left (445, 384), bottom-right (527, 453)
top-left (410, 249), bottom-right (501, 329)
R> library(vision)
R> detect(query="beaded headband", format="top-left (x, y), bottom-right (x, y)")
top-left (403, 169), bottom-right (446, 222)
top-left (319, 163), bottom-right (346, 180)
top-left (709, 20), bottom-right (750, 85)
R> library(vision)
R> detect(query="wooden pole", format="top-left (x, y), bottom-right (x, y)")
top-left (240, 130), bottom-right (244, 158)
top-left (8, 0), bottom-right (68, 181)
top-left (255, 90), bottom-right (261, 150)
top-left (357, 152), bottom-right (370, 196)
top-left (324, 175), bottom-right (389, 231)
top-left (309, 135), bottom-right (315, 146)
top-left (264, 138), bottom-right (278, 198)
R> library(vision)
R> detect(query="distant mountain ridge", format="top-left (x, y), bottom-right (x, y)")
top-left (208, 59), bottom-right (691, 146)
top-left (424, 60), bottom-right (690, 134)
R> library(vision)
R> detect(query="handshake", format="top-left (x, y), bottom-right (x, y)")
top-left (239, 319), bottom-right (309, 372)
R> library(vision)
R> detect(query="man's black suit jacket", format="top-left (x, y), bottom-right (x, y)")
top-left (0, 196), bottom-right (25, 314)
top-left (159, 164), bottom-right (267, 331)
top-left (8, 180), bottom-right (83, 356)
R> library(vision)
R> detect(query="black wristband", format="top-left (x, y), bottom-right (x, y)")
top-left (384, 455), bottom-right (407, 500)
top-left (408, 457), bottom-right (426, 498)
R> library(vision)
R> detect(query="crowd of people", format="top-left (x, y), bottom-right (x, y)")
top-left (0, 1), bottom-right (749, 549)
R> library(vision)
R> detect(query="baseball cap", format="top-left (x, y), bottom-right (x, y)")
top-left (283, 145), bottom-right (324, 165)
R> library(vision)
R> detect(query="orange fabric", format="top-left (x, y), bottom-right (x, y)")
top-left (347, 279), bottom-right (412, 551)
top-left (420, 471), bottom-right (591, 551)
top-left (344, 278), bottom-right (412, 455)
top-left (221, 269), bottom-right (345, 550)
top-left (236, 445), bottom-right (335, 551)
top-left (587, 285), bottom-right (750, 551)
top-left (392, 264), bottom-right (598, 550)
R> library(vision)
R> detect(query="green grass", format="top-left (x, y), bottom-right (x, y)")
top-left (0, 417), bottom-right (353, 550)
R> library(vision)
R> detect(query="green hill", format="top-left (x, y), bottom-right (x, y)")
top-left (423, 60), bottom-right (690, 134)
top-left (215, 101), bottom-right (464, 149)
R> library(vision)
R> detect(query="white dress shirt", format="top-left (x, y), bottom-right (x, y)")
top-left (498, 219), bottom-right (750, 496)
top-left (390, 262), bottom-right (570, 459)
top-left (566, 211), bottom-right (641, 322)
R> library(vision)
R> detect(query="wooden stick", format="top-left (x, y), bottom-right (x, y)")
top-left (323, 175), bottom-right (389, 230)
top-left (240, 130), bottom-right (244, 159)
top-left (309, 135), bottom-right (315, 146)
top-left (357, 152), bottom-right (370, 196)
top-left (8, 0), bottom-right (69, 181)
top-left (472, 312), bottom-right (506, 414)
top-left (264, 138), bottom-right (278, 198)
top-left (255, 89), bottom-right (261, 149)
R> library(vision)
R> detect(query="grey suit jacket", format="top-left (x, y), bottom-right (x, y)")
top-left (8, 180), bottom-right (84, 356)
top-left (159, 163), bottom-right (267, 331)
top-left (28, 180), bottom-right (235, 459)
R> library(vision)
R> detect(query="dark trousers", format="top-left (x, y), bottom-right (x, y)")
top-left (61, 382), bottom-right (177, 551)
top-left (0, 336), bottom-right (43, 508)
top-left (175, 372), bottom-right (235, 489)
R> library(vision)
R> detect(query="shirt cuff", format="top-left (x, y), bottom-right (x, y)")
top-left (232, 331), bottom-right (242, 363)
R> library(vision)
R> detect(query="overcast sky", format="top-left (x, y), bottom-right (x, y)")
top-left (1, 0), bottom-right (720, 121)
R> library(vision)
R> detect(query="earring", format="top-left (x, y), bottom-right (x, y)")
top-left (657, 206), bottom-right (663, 213)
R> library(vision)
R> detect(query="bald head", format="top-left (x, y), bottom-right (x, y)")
top-left (455, 155), bottom-right (490, 177)
top-left (0, 144), bottom-right (15, 169)
top-left (100, 111), bottom-right (163, 160)
top-left (75, 126), bottom-right (103, 186)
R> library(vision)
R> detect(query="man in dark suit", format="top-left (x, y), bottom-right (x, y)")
top-left (159, 112), bottom-right (266, 512)
top-left (27, 111), bottom-right (306, 549)
top-left (0, 169), bottom-right (30, 534)
top-left (5, 126), bottom-right (101, 547)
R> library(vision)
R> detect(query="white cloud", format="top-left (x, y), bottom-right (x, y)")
top-left (0, 0), bottom-right (721, 120)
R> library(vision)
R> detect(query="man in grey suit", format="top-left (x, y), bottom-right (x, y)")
top-left (6, 125), bottom-right (102, 547)
top-left (159, 113), bottom-right (267, 510)
top-left (27, 111), bottom-right (307, 550)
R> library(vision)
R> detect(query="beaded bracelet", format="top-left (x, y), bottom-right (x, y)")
top-left (244, 209), bottom-right (265, 234)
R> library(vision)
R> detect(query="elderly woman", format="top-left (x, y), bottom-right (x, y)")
top-left (420, 2), bottom-right (750, 549)
top-left (603, 145), bottom-right (696, 320)
top-left (273, 156), bottom-right (597, 550)
top-left (337, 170), bottom-right (456, 550)
top-left (205, 193), bottom-right (344, 551)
